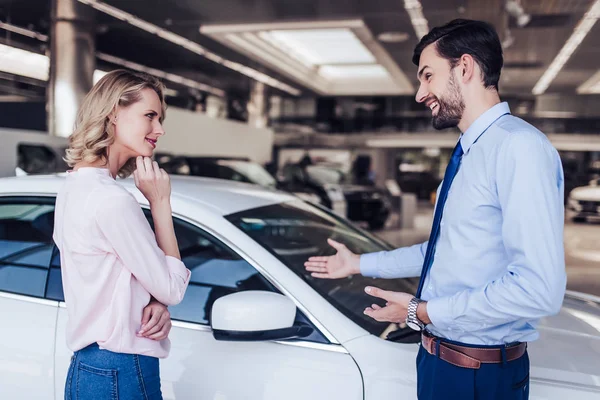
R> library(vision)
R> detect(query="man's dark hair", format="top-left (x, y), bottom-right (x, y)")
top-left (412, 19), bottom-right (503, 91)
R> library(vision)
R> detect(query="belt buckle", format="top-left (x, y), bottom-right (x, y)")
top-left (423, 333), bottom-right (438, 356)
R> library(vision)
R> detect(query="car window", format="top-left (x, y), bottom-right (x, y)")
top-left (46, 245), bottom-right (63, 301)
top-left (160, 157), bottom-right (191, 176)
top-left (215, 160), bottom-right (277, 188)
top-left (17, 144), bottom-right (67, 175)
top-left (306, 166), bottom-right (342, 185)
top-left (143, 210), bottom-right (278, 325)
top-left (227, 200), bottom-right (419, 339)
top-left (0, 198), bottom-right (55, 298)
top-left (215, 164), bottom-right (252, 183)
top-left (280, 164), bottom-right (306, 185)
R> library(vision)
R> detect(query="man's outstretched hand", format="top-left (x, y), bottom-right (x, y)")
top-left (304, 238), bottom-right (361, 279)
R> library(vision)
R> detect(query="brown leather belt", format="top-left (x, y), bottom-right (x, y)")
top-left (421, 331), bottom-right (527, 369)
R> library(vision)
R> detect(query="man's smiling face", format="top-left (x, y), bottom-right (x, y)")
top-left (415, 44), bottom-right (465, 130)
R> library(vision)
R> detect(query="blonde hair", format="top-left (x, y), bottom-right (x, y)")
top-left (65, 69), bottom-right (167, 177)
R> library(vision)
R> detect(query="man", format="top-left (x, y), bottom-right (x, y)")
top-left (304, 19), bottom-right (566, 400)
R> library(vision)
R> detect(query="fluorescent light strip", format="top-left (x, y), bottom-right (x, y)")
top-left (532, 0), bottom-right (600, 95)
top-left (577, 69), bottom-right (600, 94)
top-left (96, 52), bottom-right (225, 96)
top-left (77, 0), bottom-right (301, 95)
top-left (404, 0), bottom-right (429, 39)
top-left (0, 43), bottom-right (49, 80)
top-left (0, 21), bottom-right (49, 41)
top-left (0, 20), bottom-right (224, 97)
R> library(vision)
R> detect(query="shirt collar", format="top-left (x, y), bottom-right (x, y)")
top-left (460, 102), bottom-right (511, 154)
top-left (68, 167), bottom-right (112, 177)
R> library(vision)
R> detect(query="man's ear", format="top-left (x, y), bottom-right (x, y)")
top-left (459, 54), bottom-right (476, 83)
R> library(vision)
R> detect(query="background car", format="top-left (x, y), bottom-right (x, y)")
top-left (157, 154), bottom-right (326, 208)
top-left (279, 163), bottom-right (390, 230)
top-left (1, 174), bottom-right (600, 399)
top-left (566, 178), bottom-right (600, 222)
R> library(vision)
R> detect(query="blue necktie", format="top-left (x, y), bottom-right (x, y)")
top-left (416, 141), bottom-right (464, 298)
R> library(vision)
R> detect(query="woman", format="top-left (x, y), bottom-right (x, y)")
top-left (53, 69), bottom-right (191, 399)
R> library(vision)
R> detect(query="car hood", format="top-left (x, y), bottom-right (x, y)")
top-left (570, 186), bottom-right (600, 201)
top-left (344, 291), bottom-right (600, 396)
top-left (528, 292), bottom-right (600, 389)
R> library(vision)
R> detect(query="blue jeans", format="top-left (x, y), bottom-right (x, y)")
top-left (65, 343), bottom-right (163, 400)
top-left (416, 340), bottom-right (530, 400)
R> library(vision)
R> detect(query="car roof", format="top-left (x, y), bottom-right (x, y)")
top-left (186, 156), bottom-right (252, 162)
top-left (0, 174), bottom-right (296, 216)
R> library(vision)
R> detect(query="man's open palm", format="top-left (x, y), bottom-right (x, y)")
top-left (304, 238), bottom-right (360, 279)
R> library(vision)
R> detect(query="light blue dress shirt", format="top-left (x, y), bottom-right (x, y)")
top-left (361, 102), bottom-right (567, 345)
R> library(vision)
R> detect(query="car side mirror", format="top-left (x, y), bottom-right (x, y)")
top-left (211, 291), bottom-right (313, 342)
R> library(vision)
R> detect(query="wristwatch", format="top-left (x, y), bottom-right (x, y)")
top-left (406, 297), bottom-right (425, 331)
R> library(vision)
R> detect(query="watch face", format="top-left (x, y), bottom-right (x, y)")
top-left (407, 321), bottom-right (422, 331)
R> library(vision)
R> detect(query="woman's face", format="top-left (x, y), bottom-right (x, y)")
top-left (112, 88), bottom-right (165, 159)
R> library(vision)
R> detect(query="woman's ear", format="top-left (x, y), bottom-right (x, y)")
top-left (108, 110), bottom-right (118, 125)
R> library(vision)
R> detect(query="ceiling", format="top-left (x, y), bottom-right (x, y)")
top-left (0, 0), bottom-right (599, 100)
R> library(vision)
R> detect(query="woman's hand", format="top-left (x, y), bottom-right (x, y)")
top-left (133, 156), bottom-right (171, 206)
top-left (138, 300), bottom-right (172, 341)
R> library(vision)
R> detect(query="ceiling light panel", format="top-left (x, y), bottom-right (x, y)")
top-left (265, 29), bottom-right (376, 66)
top-left (201, 20), bottom-right (414, 96)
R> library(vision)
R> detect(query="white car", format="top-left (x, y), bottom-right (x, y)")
top-left (1, 174), bottom-right (599, 400)
top-left (567, 178), bottom-right (600, 222)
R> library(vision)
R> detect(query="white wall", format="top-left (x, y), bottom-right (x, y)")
top-left (161, 107), bottom-right (274, 163)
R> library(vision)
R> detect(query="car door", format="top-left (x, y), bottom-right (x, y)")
top-left (52, 209), bottom-right (362, 400)
top-left (0, 196), bottom-right (59, 400)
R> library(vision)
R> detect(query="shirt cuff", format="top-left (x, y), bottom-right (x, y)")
top-left (360, 253), bottom-right (381, 278)
top-left (165, 255), bottom-right (192, 285)
top-left (425, 296), bottom-right (454, 331)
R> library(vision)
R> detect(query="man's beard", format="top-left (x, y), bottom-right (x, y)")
top-left (431, 73), bottom-right (465, 130)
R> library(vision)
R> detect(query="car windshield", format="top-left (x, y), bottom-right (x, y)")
top-left (217, 160), bottom-right (277, 188)
top-left (226, 200), bottom-right (419, 338)
top-left (306, 166), bottom-right (343, 185)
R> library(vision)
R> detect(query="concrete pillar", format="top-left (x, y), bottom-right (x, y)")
top-left (368, 148), bottom-right (396, 187)
top-left (247, 81), bottom-right (268, 129)
top-left (205, 95), bottom-right (227, 118)
top-left (269, 95), bottom-right (282, 120)
top-left (48, 0), bottom-right (95, 137)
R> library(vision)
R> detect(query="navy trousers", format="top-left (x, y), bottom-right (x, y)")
top-left (416, 342), bottom-right (530, 400)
